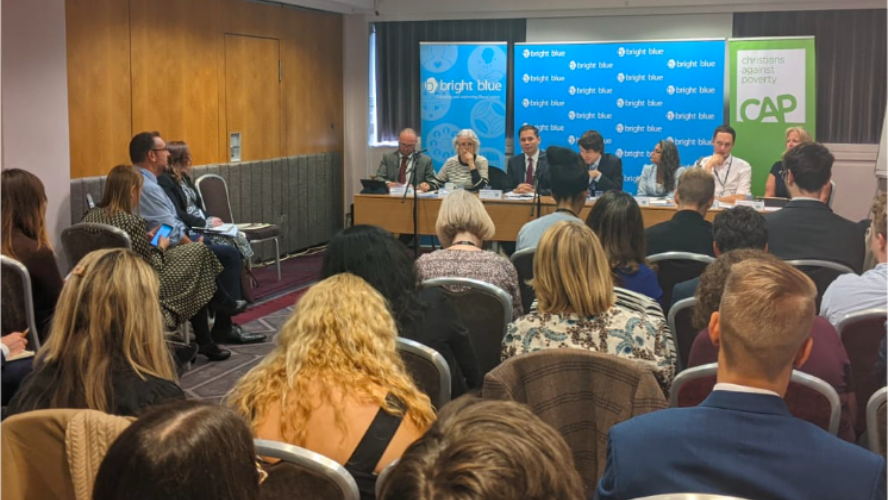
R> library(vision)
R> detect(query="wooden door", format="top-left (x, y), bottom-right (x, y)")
top-left (224, 34), bottom-right (281, 161)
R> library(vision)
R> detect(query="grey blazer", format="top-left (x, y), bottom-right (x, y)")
top-left (375, 151), bottom-right (436, 186)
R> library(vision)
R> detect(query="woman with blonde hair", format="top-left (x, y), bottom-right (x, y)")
top-left (415, 189), bottom-right (523, 320)
top-left (8, 248), bottom-right (184, 416)
top-left (502, 221), bottom-right (676, 392)
top-left (432, 129), bottom-right (489, 191)
top-left (227, 273), bottom-right (435, 500)
top-left (765, 127), bottom-right (831, 202)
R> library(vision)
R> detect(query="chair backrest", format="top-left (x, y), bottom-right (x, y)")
top-left (420, 277), bottom-right (512, 377)
top-left (629, 495), bottom-right (755, 500)
top-left (837, 308), bottom-right (888, 434)
top-left (669, 363), bottom-right (842, 435)
top-left (374, 459), bottom-right (399, 499)
top-left (486, 166), bottom-right (510, 191)
top-left (60, 222), bottom-right (132, 270)
top-left (509, 247), bottom-right (536, 313)
top-left (648, 252), bottom-right (714, 309)
top-left (194, 174), bottom-right (235, 224)
top-left (826, 179), bottom-right (836, 208)
top-left (255, 439), bottom-right (359, 500)
top-left (786, 259), bottom-right (855, 314)
top-left (667, 298), bottom-right (697, 373)
top-left (396, 337), bottom-right (451, 410)
top-left (1, 255), bottom-right (42, 349)
top-left (85, 193), bottom-right (96, 210)
top-left (866, 387), bottom-right (887, 457)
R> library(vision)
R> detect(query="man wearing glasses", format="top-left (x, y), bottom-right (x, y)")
top-left (375, 128), bottom-right (436, 192)
top-left (695, 125), bottom-right (752, 202)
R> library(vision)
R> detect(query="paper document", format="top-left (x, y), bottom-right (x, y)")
top-left (206, 223), bottom-right (238, 237)
top-left (505, 191), bottom-right (534, 199)
top-left (8, 350), bottom-right (35, 362)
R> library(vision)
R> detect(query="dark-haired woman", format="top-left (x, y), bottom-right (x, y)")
top-left (322, 225), bottom-right (480, 397)
top-left (637, 140), bottom-right (686, 198)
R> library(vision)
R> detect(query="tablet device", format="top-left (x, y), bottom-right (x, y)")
top-left (151, 224), bottom-right (173, 247)
top-left (361, 179), bottom-right (389, 194)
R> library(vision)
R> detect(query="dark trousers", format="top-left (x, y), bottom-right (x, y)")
top-left (206, 244), bottom-right (242, 303)
top-left (2, 357), bottom-right (33, 406)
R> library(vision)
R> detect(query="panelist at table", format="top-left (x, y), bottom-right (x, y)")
top-left (506, 124), bottom-right (550, 194)
top-left (578, 130), bottom-right (623, 193)
top-left (432, 129), bottom-right (489, 191)
top-left (375, 127), bottom-right (435, 192)
top-left (637, 139), bottom-right (687, 198)
top-left (695, 125), bottom-right (752, 202)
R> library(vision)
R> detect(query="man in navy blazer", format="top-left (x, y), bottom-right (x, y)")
top-left (597, 258), bottom-right (886, 500)
top-left (578, 130), bottom-right (623, 193)
top-left (506, 125), bottom-right (550, 195)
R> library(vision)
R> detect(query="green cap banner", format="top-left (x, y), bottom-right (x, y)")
top-left (729, 37), bottom-right (816, 196)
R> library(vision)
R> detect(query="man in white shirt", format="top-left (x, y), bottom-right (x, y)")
top-left (696, 125), bottom-right (752, 202)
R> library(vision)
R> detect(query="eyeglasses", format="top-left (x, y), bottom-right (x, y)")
top-left (399, 142), bottom-right (416, 149)
top-left (255, 458), bottom-right (268, 485)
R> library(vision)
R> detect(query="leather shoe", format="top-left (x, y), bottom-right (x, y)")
top-left (212, 299), bottom-right (249, 317)
top-left (198, 342), bottom-right (231, 362)
top-left (213, 324), bottom-right (267, 345)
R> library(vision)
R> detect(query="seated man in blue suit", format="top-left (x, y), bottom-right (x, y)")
top-left (597, 258), bottom-right (886, 500)
top-left (506, 124), bottom-right (550, 195)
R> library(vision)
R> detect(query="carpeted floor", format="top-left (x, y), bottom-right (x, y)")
top-left (246, 251), bottom-right (325, 303)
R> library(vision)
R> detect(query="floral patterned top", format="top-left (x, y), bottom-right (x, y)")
top-left (502, 287), bottom-right (676, 393)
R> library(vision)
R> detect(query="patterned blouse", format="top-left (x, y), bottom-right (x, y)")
top-left (415, 249), bottom-right (523, 320)
top-left (434, 154), bottom-right (489, 191)
top-left (502, 287), bottom-right (676, 393)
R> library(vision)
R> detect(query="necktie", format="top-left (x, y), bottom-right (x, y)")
top-left (525, 157), bottom-right (534, 185)
top-left (398, 155), bottom-right (407, 184)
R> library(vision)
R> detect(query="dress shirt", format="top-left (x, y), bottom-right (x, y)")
top-left (588, 157), bottom-right (601, 191)
top-left (1, 343), bottom-right (9, 358)
top-left (526, 149), bottom-right (540, 185)
top-left (713, 382), bottom-right (781, 398)
top-left (820, 262), bottom-right (888, 328)
top-left (138, 168), bottom-right (189, 245)
top-left (697, 154), bottom-right (752, 197)
top-left (398, 152), bottom-right (416, 185)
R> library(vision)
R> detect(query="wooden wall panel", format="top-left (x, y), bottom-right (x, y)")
top-left (222, 0), bottom-right (281, 40)
top-left (66, 0), bottom-right (132, 178)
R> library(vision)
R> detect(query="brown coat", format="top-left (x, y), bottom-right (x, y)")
top-left (482, 349), bottom-right (667, 494)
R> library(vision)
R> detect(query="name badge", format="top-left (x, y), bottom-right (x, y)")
top-left (734, 200), bottom-right (765, 211)
top-left (634, 197), bottom-right (651, 207)
top-left (479, 189), bottom-right (503, 200)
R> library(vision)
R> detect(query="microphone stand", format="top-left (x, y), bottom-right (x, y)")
top-left (531, 162), bottom-right (542, 219)
top-left (400, 151), bottom-right (422, 258)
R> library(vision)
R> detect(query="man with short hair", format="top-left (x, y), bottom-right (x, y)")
top-left (578, 130), bottom-right (622, 193)
top-left (597, 259), bottom-right (886, 500)
top-left (765, 142), bottom-right (866, 273)
top-left (820, 193), bottom-right (888, 327)
top-left (645, 168), bottom-right (716, 256)
top-left (506, 124), bottom-right (550, 194)
top-left (695, 125), bottom-right (751, 202)
top-left (375, 128), bottom-right (435, 191)
top-left (516, 146), bottom-right (587, 251)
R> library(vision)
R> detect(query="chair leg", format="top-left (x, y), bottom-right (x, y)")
top-left (274, 237), bottom-right (281, 281)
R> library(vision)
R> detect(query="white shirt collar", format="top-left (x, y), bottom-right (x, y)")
top-left (713, 382), bottom-right (781, 398)
top-left (791, 196), bottom-right (822, 202)
top-left (527, 148), bottom-right (540, 166)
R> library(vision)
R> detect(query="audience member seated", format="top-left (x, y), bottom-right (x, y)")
top-left (821, 193), bottom-right (887, 327)
top-left (1, 331), bottom-right (32, 406)
top-left (636, 139), bottom-right (687, 198)
top-left (596, 258), bottom-right (886, 500)
top-left (321, 225), bottom-right (481, 398)
top-left (516, 146), bottom-right (587, 252)
top-left (502, 221), bottom-right (676, 393)
top-left (83, 165), bottom-right (229, 361)
top-left (687, 249), bottom-right (857, 442)
top-left (227, 273), bottom-right (436, 500)
top-left (415, 190), bottom-right (523, 320)
top-left (645, 168), bottom-right (716, 256)
top-left (586, 190), bottom-right (663, 304)
top-left (93, 400), bottom-right (262, 500)
top-left (1, 169), bottom-right (63, 341)
top-left (765, 142), bottom-right (866, 273)
top-left (671, 206), bottom-right (768, 307)
top-left (432, 129), bottom-right (488, 191)
top-left (379, 397), bottom-right (585, 500)
top-left (765, 126), bottom-right (831, 203)
top-left (8, 249), bottom-right (184, 417)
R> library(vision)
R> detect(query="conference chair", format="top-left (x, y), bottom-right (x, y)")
top-left (667, 297), bottom-right (697, 373)
top-left (629, 495), bottom-right (754, 500)
top-left (60, 222), bottom-right (132, 270)
top-left (195, 174), bottom-right (282, 281)
top-left (786, 259), bottom-right (855, 314)
top-left (255, 439), bottom-right (359, 500)
top-left (482, 349), bottom-right (667, 493)
top-left (648, 252), bottom-right (714, 309)
top-left (396, 338), bottom-right (452, 410)
top-left (826, 180), bottom-right (836, 208)
top-left (487, 166), bottom-right (510, 191)
top-left (509, 247), bottom-right (536, 313)
top-left (670, 363), bottom-right (841, 435)
top-left (836, 308), bottom-right (888, 435)
top-left (866, 387), bottom-right (887, 457)
top-left (374, 459), bottom-right (399, 499)
top-left (1, 256), bottom-right (42, 350)
top-left (420, 277), bottom-right (512, 378)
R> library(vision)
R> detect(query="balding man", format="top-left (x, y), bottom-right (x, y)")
top-left (596, 259), bottom-right (886, 500)
top-left (375, 128), bottom-right (436, 191)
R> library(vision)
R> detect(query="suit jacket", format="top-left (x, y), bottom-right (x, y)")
top-left (765, 199), bottom-right (866, 273)
top-left (505, 150), bottom-right (550, 194)
top-left (157, 173), bottom-right (206, 229)
top-left (670, 276), bottom-right (699, 310)
top-left (596, 391), bottom-right (886, 500)
top-left (585, 152), bottom-right (623, 192)
top-left (375, 151), bottom-right (436, 186)
top-left (645, 210), bottom-right (715, 256)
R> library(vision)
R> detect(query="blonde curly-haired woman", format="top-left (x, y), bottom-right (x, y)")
top-left (227, 273), bottom-right (435, 500)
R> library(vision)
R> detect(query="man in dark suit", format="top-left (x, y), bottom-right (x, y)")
top-left (578, 130), bottom-right (622, 193)
top-left (506, 124), bottom-right (550, 194)
top-left (645, 168), bottom-right (716, 256)
top-left (765, 142), bottom-right (865, 273)
top-left (375, 128), bottom-right (436, 191)
top-left (597, 259), bottom-right (886, 500)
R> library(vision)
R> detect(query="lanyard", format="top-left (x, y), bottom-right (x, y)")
top-left (714, 156), bottom-right (733, 189)
top-left (555, 208), bottom-right (577, 217)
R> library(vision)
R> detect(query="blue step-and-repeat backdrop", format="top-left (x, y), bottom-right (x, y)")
top-left (514, 40), bottom-right (726, 194)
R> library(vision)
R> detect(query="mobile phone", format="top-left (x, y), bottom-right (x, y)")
top-left (151, 224), bottom-right (173, 247)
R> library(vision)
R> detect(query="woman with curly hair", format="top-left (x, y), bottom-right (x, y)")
top-left (637, 140), bottom-right (686, 198)
top-left (227, 273), bottom-right (436, 500)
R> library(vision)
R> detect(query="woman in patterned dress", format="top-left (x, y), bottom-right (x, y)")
top-left (501, 220), bottom-right (676, 393)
